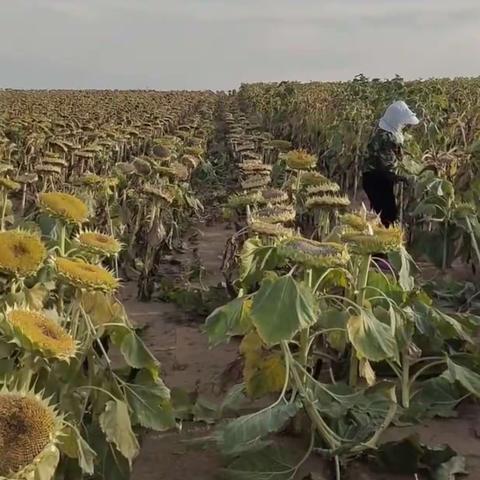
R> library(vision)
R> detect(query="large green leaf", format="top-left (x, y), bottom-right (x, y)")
top-left (240, 239), bottom-right (280, 290)
top-left (251, 275), bottom-right (318, 345)
top-left (99, 399), bottom-right (139, 465)
top-left (217, 402), bottom-right (299, 456)
top-left (109, 326), bottom-right (158, 373)
top-left (447, 358), bottom-right (480, 397)
top-left (222, 446), bottom-right (298, 480)
top-left (347, 310), bottom-right (397, 362)
top-left (124, 371), bottom-right (175, 431)
top-left (60, 426), bottom-right (96, 475)
top-left (205, 296), bottom-right (252, 346)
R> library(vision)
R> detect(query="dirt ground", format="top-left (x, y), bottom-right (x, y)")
top-left (123, 220), bottom-right (480, 480)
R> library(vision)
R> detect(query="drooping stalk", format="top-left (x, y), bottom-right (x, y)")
top-left (401, 350), bottom-right (410, 408)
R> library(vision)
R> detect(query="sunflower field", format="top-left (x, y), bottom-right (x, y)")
top-left (1, 79), bottom-right (480, 479)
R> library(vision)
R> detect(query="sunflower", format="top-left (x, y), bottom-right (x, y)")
top-left (306, 181), bottom-right (340, 195)
top-left (35, 165), bottom-right (63, 176)
top-left (142, 184), bottom-right (176, 204)
top-left (285, 150), bottom-right (317, 170)
top-left (56, 257), bottom-right (119, 292)
top-left (227, 192), bottom-right (262, 209)
top-left (180, 154), bottom-right (200, 170)
top-left (260, 188), bottom-right (289, 205)
top-left (38, 192), bottom-right (89, 224)
top-left (342, 226), bottom-right (404, 255)
top-left (253, 204), bottom-right (296, 225)
top-left (240, 162), bottom-right (272, 174)
top-left (5, 308), bottom-right (76, 361)
top-left (299, 171), bottom-right (330, 187)
top-left (14, 173), bottom-right (38, 185)
top-left (340, 212), bottom-right (380, 233)
top-left (133, 157), bottom-right (152, 176)
top-left (0, 177), bottom-right (21, 192)
top-left (0, 387), bottom-right (63, 479)
top-left (278, 238), bottom-right (350, 268)
top-left (249, 221), bottom-right (294, 238)
top-left (306, 194), bottom-right (351, 210)
top-left (77, 231), bottom-right (122, 256)
top-left (268, 139), bottom-right (292, 152)
top-left (241, 174), bottom-right (271, 191)
top-left (0, 230), bottom-right (46, 278)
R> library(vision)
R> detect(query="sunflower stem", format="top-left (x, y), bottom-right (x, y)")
top-left (349, 255), bottom-right (371, 387)
top-left (0, 189), bottom-right (8, 231)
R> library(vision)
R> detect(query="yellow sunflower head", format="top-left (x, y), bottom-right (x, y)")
top-left (0, 387), bottom-right (63, 479)
top-left (285, 150), bottom-right (317, 170)
top-left (56, 257), bottom-right (119, 293)
top-left (0, 177), bottom-right (21, 192)
top-left (0, 230), bottom-right (46, 278)
top-left (38, 192), bottom-right (89, 224)
top-left (249, 221), bottom-right (294, 239)
top-left (342, 226), bottom-right (404, 255)
top-left (253, 204), bottom-right (296, 225)
top-left (77, 231), bottom-right (122, 257)
top-left (278, 237), bottom-right (350, 268)
top-left (5, 308), bottom-right (76, 361)
top-left (305, 194), bottom-right (351, 210)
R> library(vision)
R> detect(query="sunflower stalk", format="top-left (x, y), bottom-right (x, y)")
top-left (349, 255), bottom-right (371, 387)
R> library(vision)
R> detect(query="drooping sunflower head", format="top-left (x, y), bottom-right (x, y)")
top-left (253, 204), bottom-right (296, 225)
top-left (0, 177), bottom-right (21, 192)
top-left (285, 150), bottom-right (317, 171)
top-left (76, 230), bottom-right (122, 257)
top-left (0, 230), bottom-right (46, 278)
top-left (180, 154), bottom-right (201, 170)
top-left (5, 308), bottom-right (76, 361)
top-left (38, 192), bottom-right (89, 224)
top-left (241, 174), bottom-right (271, 191)
top-left (14, 173), bottom-right (38, 185)
top-left (260, 188), bottom-right (289, 205)
top-left (278, 237), bottom-right (350, 269)
top-left (268, 139), bottom-right (292, 152)
top-left (133, 157), bottom-right (152, 176)
top-left (0, 387), bottom-right (63, 478)
top-left (226, 192), bottom-right (262, 209)
top-left (340, 212), bottom-right (381, 233)
top-left (240, 161), bottom-right (272, 175)
top-left (249, 220), bottom-right (294, 239)
top-left (305, 194), bottom-right (351, 210)
top-left (141, 184), bottom-right (177, 205)
top-left (56, 257), bottom-right (119, 293)
top-left (299, 171), bottom-right (330, 187)
top-left (306, 180), bottom-right (340, 196)
top-left (35, 165), bottom-right (63, 176)
top-left (342, 226), bottom-right (404, 255)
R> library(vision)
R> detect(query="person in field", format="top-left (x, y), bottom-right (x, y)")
top-left (362, 100), bottom-right (419, 227)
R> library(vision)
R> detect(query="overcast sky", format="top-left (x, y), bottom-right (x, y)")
top-left (1, 0), bottom-right (479, 90)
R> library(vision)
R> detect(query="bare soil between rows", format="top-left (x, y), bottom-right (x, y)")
top-left (122, 220), bottom-right (480, 480)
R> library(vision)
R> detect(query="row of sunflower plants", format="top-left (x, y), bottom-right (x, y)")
top-left (204, 106), bottom-right (480, 479)
top-left (0, 91), bottom-right (218, 479)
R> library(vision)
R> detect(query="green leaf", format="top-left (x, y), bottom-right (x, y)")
top-left (222, 446), bottom-right (298, 480)
top-left (124, 372), bottom-right (175, 431)
top-left (205, 296), bottom-right (252, 346)
top-left (240, 239), bottom-right (280, 290)
top-left (60, 426), bottom-right (96, 475)
top-left (99, 400), bottom-right (139, 465)
top-left (347, 310), bottom-right (397, 362)
top-left (376, 435), bottom-right (423, 474)
top-left (110, 326), bottom-right (158, 373)
top-left (217, 402), bottom-right (299, 456)
top-left (251, 275), bottom-right (318, 345)
top-left (447, 358), bottom-right (480, 397)
top-left (318, 308), bottom-right (348, 353)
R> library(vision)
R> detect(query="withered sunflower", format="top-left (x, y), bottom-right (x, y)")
top-left (38, 192), bottom-right (89, 224)
top-left (253, 204), bottom-right (296, 225)
top-left (0, 230), bottom-right (46, 278)
top-left (0, 387), bottom-right (63, 479)
top-left (5, 308), bottom-right (76, 361)
top-left (56, 257), bottom-right (119, 292)
top-left (249, 221), bottom-right (294, 238)
top-left (306, 194), bottom-right (351, 210)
